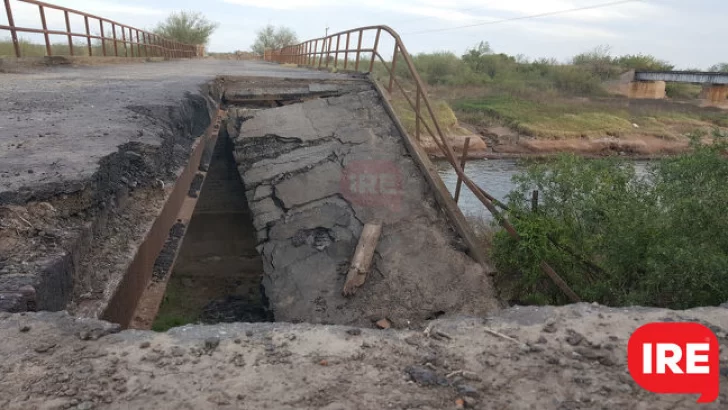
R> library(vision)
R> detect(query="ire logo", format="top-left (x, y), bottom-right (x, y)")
top-left (341, 160), bottom-right (403, 211)
top-left (628, 322), bottom-right (720, 403)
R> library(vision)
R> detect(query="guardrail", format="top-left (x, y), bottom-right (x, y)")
top-left (265, 25), bottom-right (582, 303)
top-left (1, 0), bottom-right (197, 58)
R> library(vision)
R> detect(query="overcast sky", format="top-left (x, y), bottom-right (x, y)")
top-left (5, 0), bottom-right (725, 69)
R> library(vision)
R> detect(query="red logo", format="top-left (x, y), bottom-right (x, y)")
top-left (341, 160), bottom-right (402, 211)
top-left (628, 322), bottom-right (719, 403)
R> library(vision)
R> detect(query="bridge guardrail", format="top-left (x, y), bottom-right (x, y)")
top-left (1, 0), bottom-right (198, 58)
top-left (265, 25), bottom-right (581, 302)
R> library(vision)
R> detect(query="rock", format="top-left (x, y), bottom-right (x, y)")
top-left (19, 325), bottom-right (30, 333)
top-left (232, 354), bottom-right (245, 367)
top-left (404, 336), bottom-right (420, 346)
top-left (536, 336), bottom-right (548, 344)
top-left (573, 346), bottom-right (601, 360)
top-left (565, 329), bottom-right (585, 346)
top-left (346, 328), bottom-right (362, 336)
top-left (456, 384), bottom-right (479, 398)
top-left (405, 365), bottom-right (448, 386)
top-left (599, 354), bottom-right (618, 367)
top-left (376, 319), bottom-right (391, 329)
top-left (246, 330), bottom-right (254, 337)
top-left (461, 371), bottom-right (481, 382)
top-left (455, 398), bottom-right (465, 409)
top-left (542, 322), bottom-right (557, 334)
top-left (78, 323), bottom-right (121, 341)
top-left (139, 341), bottom-right (151, 349)
top-left (76, 402), bottom-right (94, 410)
top-left (720, 367), bottom-right (728, 378)
top-left (125, 151), bottom-right (143, 161)
top-left (34, 342), bottom-right (56, 353)
top-left (207, 392), bottom-right (231, 406)
top-left (204, 337), bottom-right (220, 351)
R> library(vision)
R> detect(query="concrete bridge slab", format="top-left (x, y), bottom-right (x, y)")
top-left (233, 81), bottom-right (500, 327)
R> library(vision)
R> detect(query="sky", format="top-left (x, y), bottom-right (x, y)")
top-left (3, 0), bottom-right (726, 69)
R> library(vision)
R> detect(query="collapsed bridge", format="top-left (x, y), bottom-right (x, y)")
top-left (0, 60), bottom-right (500, 329)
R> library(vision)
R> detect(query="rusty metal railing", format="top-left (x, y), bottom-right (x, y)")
top-left (266, 26), bottom-right (582, 303)
top-left (1, 0), bottom-right (198, 58)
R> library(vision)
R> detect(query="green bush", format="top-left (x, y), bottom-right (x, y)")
top-left (492, 130), bottom-right (728, 308)
top-left (666, 83), bottom-right (702, 100)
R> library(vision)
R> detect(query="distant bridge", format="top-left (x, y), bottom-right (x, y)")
top-left (609, 70), bottom-right (728, 105)
top-left (635, 71), bottom-right (728, 85)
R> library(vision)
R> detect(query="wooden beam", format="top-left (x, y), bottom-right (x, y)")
top-left (343, 222), bottom-right (383, 296)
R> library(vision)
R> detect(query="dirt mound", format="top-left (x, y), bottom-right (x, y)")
top-left (1, 303), bottom-right (726, 409)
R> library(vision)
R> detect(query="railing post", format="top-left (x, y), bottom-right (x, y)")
top-left (344, 32), bottom-right (350, 70)
top-left (99, 20), bottom-right (106, 56)
top-left (136, 30), bottom-right (141, 58)
top-left (312, 40), bottom-right (318, 67)
top-left (453, 137), bottom-right (471, 204)
top-left (318, 40), bottom-right (323, 69)
top-left (111, 23), bottom-right (118, 56)
top-left (369, 28), bottom-right (381, 73)
top-left (415, 85), bottom-right (421, 141)
top-left (334, 35), bottom-right (340, 68)
top-left (128, 28), bottom-right (134, 57)
top-left (121, 27), bottom-right (127, 57)
top-left (388, 44), bottom-right (399, 93)
top-left (326, 36), bottom-right (332, 68)
top-left (4, 0), bottom-right (21, 57)
top-left (84, 16), bottom-right (92, 56)
top-left (64, 11), bottom-right (73, 56)
top-left (141, 32), bottom-right (147, 57)
top-left (38, 5), bottom-right (52, 56)
top-left (355, 29), bottom-right (363, 71)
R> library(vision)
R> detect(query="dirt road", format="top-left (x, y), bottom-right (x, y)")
top-left (1, 303), bottom-right (726, 409)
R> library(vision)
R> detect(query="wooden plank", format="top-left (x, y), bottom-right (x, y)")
top-left (342, 222), bottom-right (382, 296)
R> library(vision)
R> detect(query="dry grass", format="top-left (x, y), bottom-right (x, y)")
top-left (449, 92), bottom-right (728, 140)
top-left (1, 38), bottom-right (160, 58)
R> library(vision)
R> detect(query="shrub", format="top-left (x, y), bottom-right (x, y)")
top-left (492, 130), bottom-right (728, 308)
top-left (666, 83), bottom-right (702, 100)
top-left (154, 11), bottom-right (218, 45)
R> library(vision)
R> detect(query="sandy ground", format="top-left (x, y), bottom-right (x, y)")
top-left (1, 303), bottom-right (727, 410)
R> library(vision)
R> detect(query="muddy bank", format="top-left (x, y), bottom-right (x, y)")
top-left (479, 126), bottom-right (691, 159)
top-left (421, 128), bottom-right (693, 160)
top-left (1, 303), bottom-right (726, 409)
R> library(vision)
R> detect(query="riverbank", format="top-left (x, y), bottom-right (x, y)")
top-left (416, 86), bottom-right (728, 160)
top-left (423, 132), bottom-right (691, 160)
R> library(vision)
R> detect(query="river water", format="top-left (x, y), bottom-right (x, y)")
top-left (435, 159), bottom-right (651, 219)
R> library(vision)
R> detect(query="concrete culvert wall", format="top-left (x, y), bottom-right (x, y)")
top-left (229, 78), bottom-right (501, 327)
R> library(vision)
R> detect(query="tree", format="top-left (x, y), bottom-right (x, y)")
top-left (571, 45), bottom-right (618, 80)
top-left (252, 25), bottom-right (298, 55)
top-left (614, 54), bottom-right (673, 72)
top-left (709, 63), bottom-right (728, 72)
top-left (155, 12), bottom-right (218, 45)
top-left (462, 41), bottom-right (493, 73)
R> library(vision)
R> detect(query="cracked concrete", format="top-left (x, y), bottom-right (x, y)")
top-left (0, 61), bottom-right (356, 315)
top-left (231, 80), bottom-right (500, 327)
